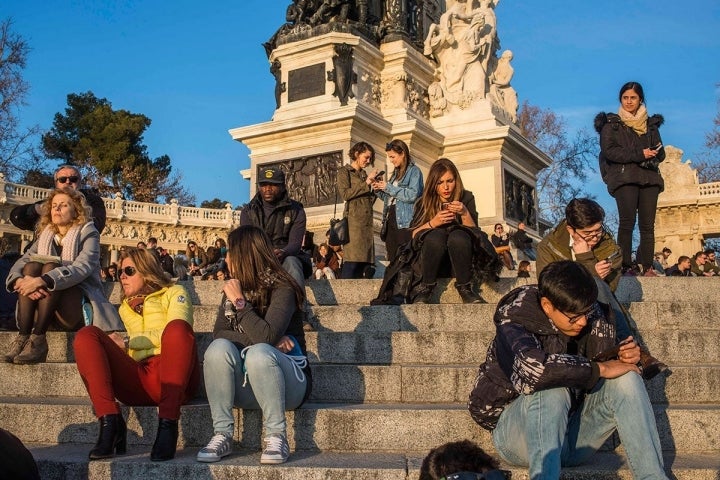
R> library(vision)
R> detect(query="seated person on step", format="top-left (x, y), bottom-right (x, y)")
top-left (469, 260), bottom-right (669, 480)
top-left (408, 158), bottom-right (493, 304)
top-left (74, 247), bottom-right (200, 462)
top-left (536, 198), bottom-right (666, 379)
top-left (5, 188), bottom-right (122, 365)
top-left (197, 226), bottom-right (311, 465)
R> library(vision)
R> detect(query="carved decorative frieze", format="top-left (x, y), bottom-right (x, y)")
top-left (504, 170), bottom-right (537, 229)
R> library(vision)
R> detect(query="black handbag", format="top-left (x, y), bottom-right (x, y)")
top-left (328, 185), bottom-right (350, 246)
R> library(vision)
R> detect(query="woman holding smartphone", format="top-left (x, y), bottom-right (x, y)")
top-left (409, 158), bottom-right (484, 304)
top-left (595, 82), bottom-right (665, 276)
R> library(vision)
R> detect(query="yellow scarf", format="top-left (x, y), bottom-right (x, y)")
top-left (617, 104), bottom-right (648, 135)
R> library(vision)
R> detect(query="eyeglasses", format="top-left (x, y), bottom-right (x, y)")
top-left (56, 176), bottom-right (79, 184)
top-left (572, 225), bottom-right (605, 241)
top-left (561, 306), bottom-right (594, 324)
top-left (120, 266), bottom-right (137, 277)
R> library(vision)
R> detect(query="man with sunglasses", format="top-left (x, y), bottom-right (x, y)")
top-left (536, 198), bottom-right (666, 380)
top-left (469, 260), bottom-right (668, 480)
top-left (9, 165), bottom-right (106, 234)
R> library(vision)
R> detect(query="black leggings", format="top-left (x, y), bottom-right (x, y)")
top-left (16, 262), bottom-right (83, 335)
top-left (613, 184), bottom-right (660, 269)
top-left (419, 228), bottom-right (473, 284)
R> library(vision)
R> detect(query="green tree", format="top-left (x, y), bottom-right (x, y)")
top-left (200, 198), bottom-right (230, 209)
top-left (517, 100), bottom-right (599, 224)
top-left (0, 18), bottom-right (43, 180)
top-left (42, 91), bottom-right (195, 204)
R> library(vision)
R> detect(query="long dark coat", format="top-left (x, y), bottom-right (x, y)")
top-left (337, 163), bottom-right (376, 263)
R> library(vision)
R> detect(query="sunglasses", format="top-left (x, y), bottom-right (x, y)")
top-left (56, 176), bottom-right (79, 184)
top-left (120, 266), bottom-right (137, 277)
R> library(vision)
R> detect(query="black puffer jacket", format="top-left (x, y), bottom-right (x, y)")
top-left (594, 112), bottom-right (665, 195)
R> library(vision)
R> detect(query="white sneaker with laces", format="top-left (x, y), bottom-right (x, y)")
top-left (196, 432), bottom-right (233, 463)
top-left (260, 433), bottom-right (289, 464)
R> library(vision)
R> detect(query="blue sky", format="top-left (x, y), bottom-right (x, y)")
top-left (5, 0), bottom-right (720, 210)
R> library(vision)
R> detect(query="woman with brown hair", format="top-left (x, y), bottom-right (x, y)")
top-left (410, 158), bottom-right (484, 304)
top-left (373, 139), bottom-right (424, 262)
top-left (73, 248), bottom-right (200, 461)
top-left (5, 188), bottom-right (122, 364)
top-left (337, 141), bottom-right (377, 279)
top-left (197, 225), bottom-right (311, 464)
top-left (186, 240), bottom-right (208, 276)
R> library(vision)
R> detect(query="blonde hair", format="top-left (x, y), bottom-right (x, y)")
top-left (36, 188), bottom-right (92, 236)
top-left (119, 247), bottom-right (173, 297)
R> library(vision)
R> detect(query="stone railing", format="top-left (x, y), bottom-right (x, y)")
top-left (699, 182), bottom-right (720, 197)
top-left (1, 173), bottom-right (242, 228)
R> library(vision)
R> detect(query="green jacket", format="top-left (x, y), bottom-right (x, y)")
top-left (537, 220), bottom-right (622, 291)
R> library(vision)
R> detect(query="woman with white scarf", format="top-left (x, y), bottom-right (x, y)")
top-left (4, 188), bottom-right (123, 364)
top-left (595, 82), bottom-right (665, 276)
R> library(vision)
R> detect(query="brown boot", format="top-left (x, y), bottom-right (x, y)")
top-left (14, 334), bottom-right (49, 365)
top-left (639, 347), bottom-right (668, 380)
top-left (4, 334), bottom-right (30, 363)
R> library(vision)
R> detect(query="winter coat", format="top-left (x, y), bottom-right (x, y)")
top-left (6, 222), bottom-right (123, 332)
top-left (595, 112), bottom-right (665, 196)
top-left (119, 284), bottom-right (193, 362)
top-left (337, 163), bottom-right (376, 263)
top-left (468, 285), bottom-right (615, 430)
top-left (375, 163), bottom-right (424, 229)
top-left (536, 220), bottom-right (623, 292)
top-left (212, 284), bottom-right (312, 405)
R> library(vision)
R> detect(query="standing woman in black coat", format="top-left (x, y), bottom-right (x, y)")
top-left (595, 82), bottom-right (665, 276)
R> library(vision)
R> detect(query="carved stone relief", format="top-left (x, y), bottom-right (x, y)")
top-left (259, 152), bottom-right (344, 208)
top-left (504, 170), bottom-right (537, 229)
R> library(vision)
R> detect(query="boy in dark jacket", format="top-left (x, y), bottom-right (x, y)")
top-left (469, 261), bottom-right (668, 480)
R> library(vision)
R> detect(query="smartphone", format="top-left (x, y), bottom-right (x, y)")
top-left (604, 250), bottom-right (621, 263)
top-left (592, 337), bottom-right (633, 362)
top-left (372, 170), bottom-right (385, 181)
top-left (441, 202), bottom-right (450, 210)
top-left (652, 143), bottom-right (663, 151)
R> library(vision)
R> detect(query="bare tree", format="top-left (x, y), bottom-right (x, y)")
top-left (517, 100), bottom-right (599, 224)
top-left (694, 91), bottom-right (720, 183)
top-left (0, 18), bottom-right (43, 179)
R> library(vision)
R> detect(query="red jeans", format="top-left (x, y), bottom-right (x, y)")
top-left (74, 320), bottom-right (200, 419)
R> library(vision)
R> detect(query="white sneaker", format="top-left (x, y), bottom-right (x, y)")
top-left (260, 433), bottom-right (289, 464)
top-left (196, 432), bottom-right (233, 463)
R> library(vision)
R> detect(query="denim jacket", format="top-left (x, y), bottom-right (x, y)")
top-left (377, 163), bottom-right (423, 229)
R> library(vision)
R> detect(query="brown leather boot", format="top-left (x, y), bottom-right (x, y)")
top-left (14, 334), bottom-right (49, 365)
top-left (639, 347), bottom-right (668, 380)
top-left (4, 334), bottom-right (30, 363)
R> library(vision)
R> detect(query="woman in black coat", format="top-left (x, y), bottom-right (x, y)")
top-left (595, 82), bottom-right (665, 276)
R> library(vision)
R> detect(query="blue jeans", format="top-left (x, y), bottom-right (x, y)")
top-left (492, 373), bottom-right (667, 480)
top-left (203, 339), bottom-right (308, 436)
top-left (594, 278), bottom-right (632, 341)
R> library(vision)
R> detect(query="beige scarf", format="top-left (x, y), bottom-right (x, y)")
top-left (617, 104), bottom-right (648, 135)
top-left (36, 222), bottom-right (88, 264)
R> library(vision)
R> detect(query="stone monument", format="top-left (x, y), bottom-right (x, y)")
top-left (230, 0), bottom-right (551, 247)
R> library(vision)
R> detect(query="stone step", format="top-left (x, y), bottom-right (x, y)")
top-left (102, 276), bottom-right (720, 306)
top-left (152, 300), bottom-right (720, 334)
top-left (1, 363), bottom-right (714, 406)
top-left (27, 446), bottom-right (720, 480)
top-left (1, 329), bottom-right (718, 365)
top-left (0, 399), bottom-right (717, 454)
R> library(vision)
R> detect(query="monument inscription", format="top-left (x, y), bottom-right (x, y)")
top-left (288, 63), bottom-right (326, 102)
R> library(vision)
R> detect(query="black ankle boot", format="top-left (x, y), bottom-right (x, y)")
top-left (455, 282), bottom-right (486, 304)
top-left (89, 413), bottom-right (127, 460)
top-left (413, 283), bottom-right (436, 304)
top-left (150, 418), bottom-right (179, 461)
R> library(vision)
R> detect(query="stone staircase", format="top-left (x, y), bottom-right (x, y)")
top-left (0, 276), bottom-right (719, 479)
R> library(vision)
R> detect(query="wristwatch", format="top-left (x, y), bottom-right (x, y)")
top-left (233, 297), bottom-right (247, 310)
